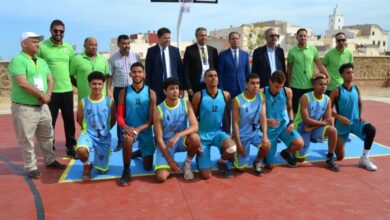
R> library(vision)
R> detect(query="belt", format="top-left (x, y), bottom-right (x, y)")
top-left (13, 102), bottom-right (41, 107)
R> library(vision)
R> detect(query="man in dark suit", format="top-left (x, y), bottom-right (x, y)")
top-left (251, 28), bottom-right (286, 88)
top-left (183, 27), bottom-right (218, 100)
top-left (218, 32), bottom-right (250, 98)
top-left (145, 27), bottom-right (182, 104)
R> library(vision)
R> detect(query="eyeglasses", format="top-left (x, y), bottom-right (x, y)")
top-left (52, 29), bottom-right (64, 34)
top-left (337, 39), bottom-right (346, 42)
top-left (269, 34), bottom-right (280, 38)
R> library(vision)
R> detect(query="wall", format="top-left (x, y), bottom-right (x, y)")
top-left (1, 57), bottom-right (389, 98)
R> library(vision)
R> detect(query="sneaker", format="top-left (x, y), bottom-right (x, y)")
top-left (113, 143), bottom-right (123, 152)
top-left (118, 169), bottom-right (131, 187)
top-left (280, 150), bottom-right (298, 167)
top-left (325, 157), bottom-right (340, 172)
top-left (27, 170), bottom-right (41, 179)
top-left (359, 156), bottom-right (378, 171)
top-left (183, 160), bottom-right (194, 181)
top-left (46, 160), bottom-right (66, 169)
top-left (253, 160), bottom-right (264, 176)
top-left (66, 147), bottom-right (77, 159)
top-left (97, 169), bottom-right (108, 175)
top-left (131, 150), bottom-right (142, 159)
top-left (217, 161), bottom-right (234, 178)
top-left (82, 164), bottom-right (93, 181)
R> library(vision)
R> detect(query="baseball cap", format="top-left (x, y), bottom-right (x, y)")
top-left (20, 32), bottom-right (44, 42)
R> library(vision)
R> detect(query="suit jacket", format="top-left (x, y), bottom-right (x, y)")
top-left (251, 45), bottom-right (286, 88)
top-left (182, 44), bottom-right (218, 93)
top-left (217, 48), bottom-right (250, 98)
top-left (145, 44), bottom-right (182, 103)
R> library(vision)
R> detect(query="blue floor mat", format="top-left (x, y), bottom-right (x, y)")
top-left (59, 125), bottom-right (390, 183)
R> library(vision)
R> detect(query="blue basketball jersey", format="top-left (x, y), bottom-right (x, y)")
top-left (81, 96), bottom-right (112, 142)
top-left (264, 86), bottom-right (289, 128)
top-left (199, 89), bottom-right (226, 134)
top-left (294, 91), bottom-right (329, 128)
top-left (234, 91), bottom-right (263, 138)
top-left (157, 99), bottom-right (188, 141)
top-left (336, 84), bottom-right (360, 125)
top-left (125, 85), bottom-right (150, 127)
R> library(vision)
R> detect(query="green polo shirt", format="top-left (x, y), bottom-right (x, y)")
top-left (323, 47), bottom-right (354, 91)
top-left (37, 39), bottom-right (74, 93)
top-left (70, 52), bottom-right (109, 100)
top-left (9, 52), bottom-right (51, 105)
top-left (287, 44), bottom-right (319, 89)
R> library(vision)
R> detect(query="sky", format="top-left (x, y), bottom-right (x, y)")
top-left (1, 0), bottom-right (389, 60)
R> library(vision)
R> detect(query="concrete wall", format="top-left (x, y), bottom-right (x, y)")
top-left (1, 57), bottom-right (389, 98)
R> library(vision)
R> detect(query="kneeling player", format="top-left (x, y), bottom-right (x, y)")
top-left (232, 73), bottom-right (270, 176)
top-left (294, 75), bottom-right (339, 171)
top-left (330, 63), bottom-right (377, 171)
top-left (154, 77), bottom-right (201, 182)
top-left (75, 71), bottom-right (116, 181)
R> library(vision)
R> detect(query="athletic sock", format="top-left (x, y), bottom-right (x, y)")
top-left (83, 160), bottom-right (90, 165)
top-left (124, 162), bottom-right (130, 170)
top-left (219, 159), bottom-right (227, 164)
top-left (327, 152), bottom-right (334, 159)
top-left (363, 149), bottom-right (370, 158)
top-left (185, 155), bottom-right (192, 163)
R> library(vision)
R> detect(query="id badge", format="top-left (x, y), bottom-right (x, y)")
top-left (33, 76), bottom-right (44, 92)
top-left (200, 64), bottom-right (210, 82)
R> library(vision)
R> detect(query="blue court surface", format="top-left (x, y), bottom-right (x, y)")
top-left (59, 125), bottom-right (390, 183)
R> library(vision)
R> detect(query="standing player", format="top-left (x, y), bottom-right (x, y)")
top-left (264, 71), bottom-right (304, 168)
top-left (75, 71), bottom-right (116, 181)
top-left (329, 63), bottom-right (378, 171)
top-left (192, 69), bottom-right (237, 179)
top-left (232, 73), bottom-right (270, 176)
top-left (116, 62), bottom-right (156, 186)
top-left (294, 75), bottom-right (339, 171)
top-left (153, 77), bottom-right (201, 182)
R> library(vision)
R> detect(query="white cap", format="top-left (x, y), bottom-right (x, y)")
top-left (20, 32), bottom-right (44, 42)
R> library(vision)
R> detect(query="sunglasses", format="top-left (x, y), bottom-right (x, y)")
top-left (52, 29), bottom-right (64, 34)
top-left (269, 34), bottom-right (280, 38)
top-left (337, 39), bottom-right (346, 42)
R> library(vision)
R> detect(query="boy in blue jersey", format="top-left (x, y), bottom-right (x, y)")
top-left (232, 73), bottom-right (270, 176)
top-left (294, 75), bottom-right (339, 171)
top-left (192, 69), bottom-right (237, 179)
top-left (264, 71), bottom-right (304, 168)
top-left (116, 62), bottom-right (157, 186)
top-left (330, 63), bottom-right (377, 171)
top-left (153, 77), bottom-right (202, 182)
top-left (76, 71), bottom-right (116, 181)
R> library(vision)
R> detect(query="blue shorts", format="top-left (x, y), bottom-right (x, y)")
top-left (336, 121), bottom-right (367, 143)
top-left (234, 131), bottom-right (262, 169)
top-left (296, 125), bottom-right (329, 159)
top-left (135, 128), bottom-right (155, 157)
top-left (197, 130), bottom-right (230, 170)
top-left (76, 133), bottom-right (111, 171)
top-left (154, 137), bottom-right (187, 171)
top-left (265, 124), bottom-right (301, 165)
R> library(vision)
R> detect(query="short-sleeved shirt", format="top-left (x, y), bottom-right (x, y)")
top-left (108, 51), bottom-right (140, 87)
top-left (37, 39), bottom-right (74, 93)
top-left (287, 44), bottom-right (319, 89)
top-left (9, 52), bottom-right (51, 105)
top-left (323, 47), bottom-right (354, 91)
top-left (70, 52), bottom-right (109, 100)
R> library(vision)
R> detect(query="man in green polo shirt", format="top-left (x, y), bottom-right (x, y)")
top-left (70, 37), bottom-right (109, 101)
top-left (323, 32), bottom-right (354, 95)
top-left (9, 32), bottom-right (66, 179)
top-left (287, 28), bottom-right (329, 114)
top-left (37, 20), bottom-right (77, 158)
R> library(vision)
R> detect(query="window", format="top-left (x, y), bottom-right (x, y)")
top-left (372, 31), bottom-right (375, 36)
top-left (383, 41), bottom-right (386, 47)
top-left (378, 41), bottom-right (381, 46)
top-left (373, 40), bottom-right (375, 45)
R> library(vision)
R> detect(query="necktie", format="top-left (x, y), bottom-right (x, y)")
top-left (201, 47), bottom-right (207, 65)
top-left (162, 47), bottom-right (167, 80)
top-left (233, 50), bottom-right (238, 68)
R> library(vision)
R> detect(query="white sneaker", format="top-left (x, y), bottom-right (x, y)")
top-left (183, 160), bottom-right (194, 181)
top-left (359, 156), bottom-right (378, 171)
